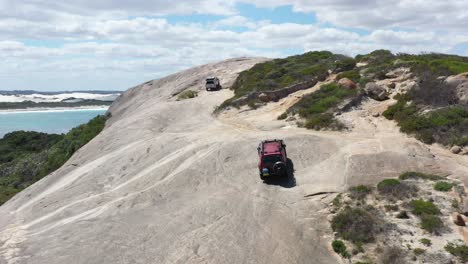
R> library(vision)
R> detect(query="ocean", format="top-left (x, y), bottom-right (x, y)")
top-left (0, 108), bottom-right (107, 137)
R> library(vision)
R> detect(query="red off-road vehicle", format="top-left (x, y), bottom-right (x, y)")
top-left (257, 139), bottom-right (288, 181)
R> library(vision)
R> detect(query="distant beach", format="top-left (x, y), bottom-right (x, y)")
top-left (0, 105), bottom-right (109, 114)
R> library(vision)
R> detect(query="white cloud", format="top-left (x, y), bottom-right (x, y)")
top-left (0, 0), bottom-right (466, 90)
top-left (246, 0), bottom-right (468, 31)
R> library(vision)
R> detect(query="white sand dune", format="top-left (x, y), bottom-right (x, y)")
top-left (0, 93), bottom-right (120, 103)
top-left (0, 57), bottom-right (467, 264)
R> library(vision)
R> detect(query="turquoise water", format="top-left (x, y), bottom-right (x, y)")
top-left (0, 109), bottom-right (107, 137)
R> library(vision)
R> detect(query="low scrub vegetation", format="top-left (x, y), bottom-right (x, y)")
top-left (230, 51), bottom-right (351, 99)
top-left (336, 70), bottom-right (361, 83)
top-left (349, 185), bottom-right (372, 200)
top-left (177, 90), bottom-right (198, 100)
top-left (377, 178), bottom-right (417, 199)
top-left (357, 50), bottom-right (468, 80)
top-left (410, 199), bottom-right (440, 215)
top-left (0, 115), bottom-right (107, 205)
top-left (419, 238), bottom-right (431, 247)
top-left (331, 206), bottom-right (381, 243)
top-left (399, 171), bottom-right (444, 181)
top-left (445, 242), bottom-right (468, 262)
top-left (433, 181), bottom-right (453, 192)
top-left (285, 82), bottom-right (358, 130)
top-left (381, 57), bottom-right (468, 147)
top-left (332, 240), bottom-right (350, 258)
top-left (383, 93), bottom-right (468, 146)
top-left (379, 246), bottom-right (406, 264)
top-left (217, 51), bottom-right (356, 109)
top-left (0, 131), bottom-right (63, 164)
top-left (410, 199), bottom-right (443, 233)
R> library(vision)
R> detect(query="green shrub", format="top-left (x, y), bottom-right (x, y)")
top-left (410, 200), bottom-right (440, 215)
top-left (409, 200), bottom-right (442, 233)
top-left (380, 246), bottom-right (406, 264)
top-left (433, 181), bottom-right (453, 192)
top-left (419, 238), bottom-right (431, 247)
top-left (332, 240), bottom-right (350, 258)
top-left (445, 242), bottom-right (468, 262)
top-left (177, 90), bottom-right (198, 100)
top-left (332, 193), bottom-right (342, 208)
top-left (413, 248), bottom-right (425, 255)
top-left (377, 179), bottom-right (416, 199)
top-left (336, 70), bottom-right (361, 83)
top-left (420, 214), bottom-right (443, 233)
top-left (334, 58), bottom-right (356, 72)
top-left (304, 113), bottom-right (345, 131)
top-left (288, 82), bottom-right (357, 130)
top-left (349, 185), bottom-right (372, 200)
top-left (331, 206), bottom-right (381, 243)
top-left (277, 112), bottom-right (288, 120)
top-left (399, 171), bottom-right (444, 181)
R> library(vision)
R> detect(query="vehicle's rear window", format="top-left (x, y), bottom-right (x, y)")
top-left (263, 155), bottom-right (281, 164)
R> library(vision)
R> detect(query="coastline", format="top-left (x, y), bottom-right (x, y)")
top-left (0, 105), bottom-right (109, 114)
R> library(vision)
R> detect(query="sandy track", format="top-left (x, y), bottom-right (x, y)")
top-left (0, 58), bottom-right (467, 264)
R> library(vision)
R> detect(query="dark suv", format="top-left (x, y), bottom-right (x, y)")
top-left (257, 139), bottom-right (288, 180)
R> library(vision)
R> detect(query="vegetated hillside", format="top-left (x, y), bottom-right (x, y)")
top-left (0, 115), bottom-right (107, 205)
top-left (221, 49), bottom-right (468, 147)
top-left (218, 51), bottom-right (355, 108)
top-left (329, 171), bottom-right (468, 263)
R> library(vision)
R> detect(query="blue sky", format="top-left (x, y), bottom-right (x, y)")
top-left (0, 0), bottom-right (467, 91)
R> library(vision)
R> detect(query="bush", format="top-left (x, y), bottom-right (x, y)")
top-left (377, 179), bottom-right (417, 199)
top-left (288, 82), bottom-right (358, 130)
top-left (410, 199), bottom-right (440, 215)
top-left (380, 246), bottom-right (406, 264)
top-left (433, 181), bottom-right (453, 192)
top-left (277, 112), bottom-right (288, 120)
top-left (399, 171), bottom-right (444, 181)
top-left (304, 113), bottom-right (345, 131)
top-left (332, 193), bottom-right (342, 208)
top-left (445, 242), bottom-right (468, 262)
top-left (336, 70), bottom-right (361, 83)
top-left (332, 240), bottom-right (350, 258)
top-left (419, 238), bottom-right (431, 247)
top-left (420, 214), bottom-right (443, 233)
top-left (409, 199), bottom-right (442, 233)
top-left (331, 206), bottom-right (381, 243)
top-left (349, 185), bottom-right (372, 200)
top-left (413, 248), bottom-right (425, 255)
top-left (177, 90), bottom-right (198, 100)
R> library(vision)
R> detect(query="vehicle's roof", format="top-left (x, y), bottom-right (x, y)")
top-left (263, 141), bottom-right (281, 154)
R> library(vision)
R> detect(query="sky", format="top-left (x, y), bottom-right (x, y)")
top-left (1, 0), bottom-right (467, 91)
